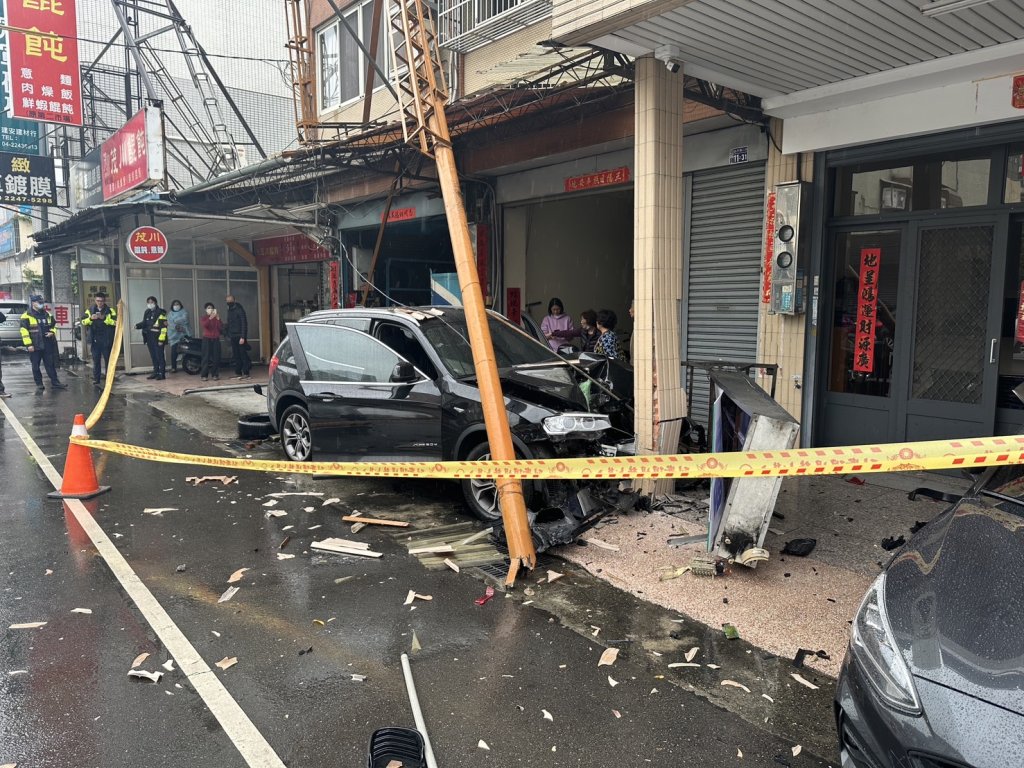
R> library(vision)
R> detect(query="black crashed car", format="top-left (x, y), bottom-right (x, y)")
top-left (836, 463), bottom-right (1024, 768)
top-left (258, 306), bottom-right (637, 548)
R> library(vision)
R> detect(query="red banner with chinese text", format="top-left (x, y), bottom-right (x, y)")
top-left (853, 248), bottom-right (882, 374)
top-left (8, 0), bottom-right (82, 126)
top-left (329, 261), bottom-right (340, 309)
top-left (102, 109), bottom-right (149, 201)
top-left (251, 234), bottom-right (330, 266)
top-left (564, 166), bottom-right (631, 193)
top-left (761, 190), bottom-right (776, 304)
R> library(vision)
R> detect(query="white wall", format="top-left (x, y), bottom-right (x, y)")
top-left (779, 71), bottom-right (1024, 155)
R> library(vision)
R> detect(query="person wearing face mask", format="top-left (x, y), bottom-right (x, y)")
top-left (81, 292), bottom-right (117, 386)
top-left (199, 302), bottom-right (223, 381)
top-left (134, 296), bottom-right (168, 380)
top-left (20, 295), bottom-right (67, 392)
top-left (225, 294), bottom-right (251, 379)
top-left (166, 299), bottom-right (192, 374)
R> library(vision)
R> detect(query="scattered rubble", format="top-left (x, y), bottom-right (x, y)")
top-left (127, 669), bottom-right (162, 683)
top-left (218, 587), bottom-right (239, 603)
top-left (780, 538), bottom-right (816, 557)
top-left (215, 657), bottom-right (238, 671)
top-left (598, 648), bottom-right (619, 667)
top-left (9, 622), bottom-right (46, 630)
top-left (143, 508), bottom-right (178, 516)
top-left (227, 568), bottom-right (249, 584)
top-left (186, 475), bottom-right (236, 486)
top-left (342, 514), bottom-right (409, 527)
top-left (312, 538), bottom-right (383, 558)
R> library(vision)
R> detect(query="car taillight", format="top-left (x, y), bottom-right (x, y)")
top-left (268, 355), bottom-right (279, 377)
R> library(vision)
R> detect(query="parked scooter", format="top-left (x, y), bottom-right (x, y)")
top-left (177, 335), bottom-right (204, 375)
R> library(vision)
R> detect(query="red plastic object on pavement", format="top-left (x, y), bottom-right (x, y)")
top-left (474, 586), bottom-right (495, 606)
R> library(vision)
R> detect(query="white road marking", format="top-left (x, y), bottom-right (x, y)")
top-left (0, 399), bottom-right (285, 768)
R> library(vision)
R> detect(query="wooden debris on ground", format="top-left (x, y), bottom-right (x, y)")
top-left (215, 657), bottom-right (238, 671)
top-left (312, 538), bottom-right (383, 558)
top-left (9, 622), bottom-right (46, 630)
top-left (128, 669), bottom-right (163, 683)
top-left (395, 522), bottom-right (504, 571)
top-left (186, 475), bottom-right (237, 486)
top-left (227, 568), bottom-right (248, 584)
top-left (218, 587), bottom-right (239, 603)
top-left (598, 647), bottom-right (619, 667)
top-left (581, 537), bottom-right (620, 552)
top-left (143, 508), bottom-right (178, 516)
top-left (131, 653), bottom-right (150, 668)
top-left (403, 590), bottom-right (433, 606)
top-left (267, 492), bottom-right (323, 498)
top-left (342, 514), bottom-right (409, 528)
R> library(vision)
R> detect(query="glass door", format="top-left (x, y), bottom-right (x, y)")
top-left (897, 219), bottom-right (1006, 441)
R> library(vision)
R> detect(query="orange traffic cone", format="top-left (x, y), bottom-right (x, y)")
top-left (47, 414), bottom-right (111, 500)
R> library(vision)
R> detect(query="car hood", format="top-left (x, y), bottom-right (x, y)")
top-left (499, 367), bottom-right (588, 412)
top-left (884, 501), bottom-right (1024, 716)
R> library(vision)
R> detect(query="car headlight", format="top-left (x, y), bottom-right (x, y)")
top-left (542, 413), bottom-right (611, 436)
top-left (850, 573), bottom-right (922, 715)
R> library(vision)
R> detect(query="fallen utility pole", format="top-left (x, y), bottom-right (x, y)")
top-left (390, 0), bottom-right (536, 580)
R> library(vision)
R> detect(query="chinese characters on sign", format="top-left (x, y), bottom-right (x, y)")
top-left (1013, 74), bottom-right (1024, 110)
top-left (761, 191), bottom-right (776, 304)
top-left (251, 234), bottom-right (330, 266)
top-left (853, 248), bottom-right (882, 374)
top-left (0, 151), bottom-right (57, 204)
top-left (126, 226), bottom-right (169, 263)
top-left (563, 166), bottom-right (631, 193)
top-left (329, 261), bottom-right (340, 309)
top-left (386, 207), bottom-right (416, 222)
top-left (101, 107), bottom-right (164, 202)
top-left (8, 0), bottom-right (83, 126)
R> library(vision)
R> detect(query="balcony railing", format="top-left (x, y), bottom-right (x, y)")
top-left (436, 0), bottom-right (551, 54)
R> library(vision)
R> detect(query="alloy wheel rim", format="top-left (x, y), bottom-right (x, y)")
top-left (470, 451), bottom-right (499, 516)
top-left (283, 413), bottom-right (310, 460)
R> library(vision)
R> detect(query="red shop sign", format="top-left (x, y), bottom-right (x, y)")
top-left (251, 234), bottom-right (330, 266)
top-left (761, 190), bottom-right (776, 304)
top-left (564, 166), bottom-right (631, 193)
top-left (853, 248), bottom-right (881, 374)
top-left (126, 226), bottom-right (168, 263)
top-left (386, 206), bottom-right (416, 222)
top-left (102, 107), bottom-right (161, 202)
top-left (8, 0), bottom-right (83, 126)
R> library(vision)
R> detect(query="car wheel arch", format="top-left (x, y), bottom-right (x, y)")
top-left (275, 392), bottom-right (306, 427)
top-left (455, 427), bottom-right (535, 461)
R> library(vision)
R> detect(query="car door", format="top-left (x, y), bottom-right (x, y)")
top-left (288, 322), bottom-right (443, 461)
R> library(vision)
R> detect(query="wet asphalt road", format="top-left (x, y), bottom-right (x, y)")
top-left (0, 353), bottom-right (836, 767)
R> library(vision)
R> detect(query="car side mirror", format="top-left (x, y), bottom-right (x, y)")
top-left (252, 384), bottom-right (263, 395)
top-left (390, 361), bottom-right (417, 383)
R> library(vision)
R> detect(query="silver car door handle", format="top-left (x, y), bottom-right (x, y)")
top-left (314, 393), bottom-right (337, 402)
top-left (989, 338), bottom-right (997, 364)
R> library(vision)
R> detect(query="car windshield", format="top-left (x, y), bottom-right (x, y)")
top-left (421, 315), bottom-right (559, 378)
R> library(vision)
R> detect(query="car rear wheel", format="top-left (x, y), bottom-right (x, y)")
top-left (280, 405), bottom-right (313, 461)
top-left (461, 441), bottom-right (542, 522)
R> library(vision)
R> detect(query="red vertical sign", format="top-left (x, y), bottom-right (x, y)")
top-left (329, 261), bottom-right (340, 309)
top-left (1015, 281), bottom-right (1024, 345)
top-left (8, 0), bottom-right (83, 126)
top-left (761, 191), bottom-right (776, 304)
top-left (506, 287), bottom-right (521, 324)
top-left (853, 248), bottom-right (882, 373)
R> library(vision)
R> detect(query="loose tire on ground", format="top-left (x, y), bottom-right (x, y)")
top-left (237, 412), bottom-right (273, 440)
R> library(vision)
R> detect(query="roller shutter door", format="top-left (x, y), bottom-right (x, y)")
top-left (684, 162), bottom-right (766, 428)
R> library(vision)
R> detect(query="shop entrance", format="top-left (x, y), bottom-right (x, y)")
top-left (273, 263), bottom-right (322, 344)
top-left (823, 215), bottom-right (1006, 444)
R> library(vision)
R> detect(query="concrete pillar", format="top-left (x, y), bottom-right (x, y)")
top-left (633, 56), bottom-right (685, 495)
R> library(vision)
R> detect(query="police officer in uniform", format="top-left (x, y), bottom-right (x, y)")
top-left (20, 295), bottom-right (67, 392)
top-left (135, 295), bottom-right (168, 380)
top-left (81, 292), bottom-right (117, 385)
top-left (0, 308), bottom-right (10, 398)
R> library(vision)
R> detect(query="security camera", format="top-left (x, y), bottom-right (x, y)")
top-left (654, 44), bottom-right (682, 74)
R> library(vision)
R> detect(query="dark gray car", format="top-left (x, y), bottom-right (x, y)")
top-left (259, 306), bottom-right (638, 550)
top-left (836, 464), bottom-right (1024, 768)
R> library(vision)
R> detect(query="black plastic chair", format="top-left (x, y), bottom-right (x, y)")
top-left (367, 727), bottom-right (427, 768)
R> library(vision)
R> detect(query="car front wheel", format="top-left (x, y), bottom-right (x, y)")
top-left (280, 404), bottom-right (313, 461)
top-left (461, 441), bottom-right (544, 522)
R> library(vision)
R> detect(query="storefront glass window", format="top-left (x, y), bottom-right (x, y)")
top-left (1005, 151), bottom-right (1024, 204)
top-left (828, 230), bottom-right (901, 397)
top-left (197, 244), bottom-right (225, 266)
top-left (835, 152), bottom-right (991, 215)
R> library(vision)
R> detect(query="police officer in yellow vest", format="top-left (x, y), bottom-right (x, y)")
top-left (20, 295), bottom-right (67, 392)
top-left (81, 292), bottom-right (117, 385)
top-left (135, 295), bottom-right (168, 380)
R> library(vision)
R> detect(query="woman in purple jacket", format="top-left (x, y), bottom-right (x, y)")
top-left (540, 297), bottom-right (575, 352)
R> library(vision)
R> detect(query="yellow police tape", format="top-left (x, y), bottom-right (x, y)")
top-left (69, 434), bottom-right (1024, 480)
